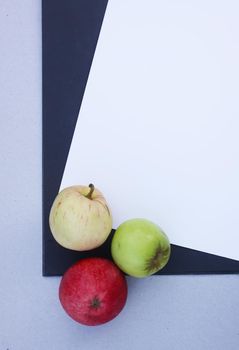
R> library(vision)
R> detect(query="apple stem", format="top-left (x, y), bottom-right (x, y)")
top-left (86, 184), bottom-right (95, 199)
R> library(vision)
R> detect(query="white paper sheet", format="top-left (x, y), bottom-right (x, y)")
top-left (61, 0), bottom-right (239, 260)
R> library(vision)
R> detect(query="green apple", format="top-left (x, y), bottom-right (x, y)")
top-left (111, 218), bottom-right (170, 277)
top-left (49, 184), bottom-right (112, 251)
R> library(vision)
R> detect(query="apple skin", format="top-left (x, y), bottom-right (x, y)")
top-left (49, 184), bottom-right (112, 251)
top-left (111, 218), bottom-right (171, 277)
top-left (59, 258), bottom-right (128, 326)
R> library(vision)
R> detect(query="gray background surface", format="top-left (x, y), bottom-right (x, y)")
top-left (0, 1), bottom-right (238, 349)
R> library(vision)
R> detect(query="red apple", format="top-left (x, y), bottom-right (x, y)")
top-left (59, 257), bottom-right (128, 326)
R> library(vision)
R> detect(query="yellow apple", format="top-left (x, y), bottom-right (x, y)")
top-left (49, 184), bottom-right (112, 251)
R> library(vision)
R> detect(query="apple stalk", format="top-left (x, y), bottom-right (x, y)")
top-left (86, 184), bottom-right (95, 199)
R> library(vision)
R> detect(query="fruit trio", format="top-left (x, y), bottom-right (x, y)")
top-left (49, 183), bottom-right (171, 326)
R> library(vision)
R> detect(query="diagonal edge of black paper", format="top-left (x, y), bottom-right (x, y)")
top-left (42, 0), bottom-right (109, 276)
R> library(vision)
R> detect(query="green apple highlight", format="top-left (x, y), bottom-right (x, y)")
top-left (111, 218), bottom-right (171, 277)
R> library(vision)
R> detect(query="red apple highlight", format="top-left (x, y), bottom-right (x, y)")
top-left (59, 257), bottom-right (127, 326)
